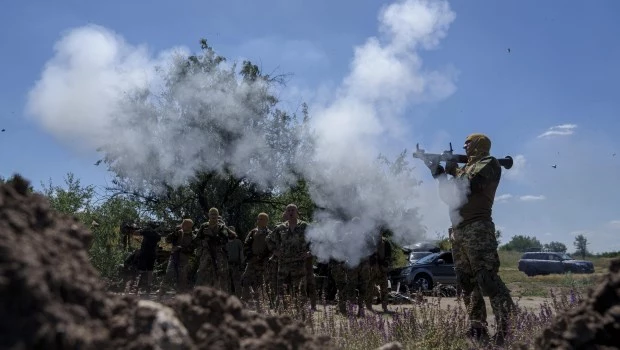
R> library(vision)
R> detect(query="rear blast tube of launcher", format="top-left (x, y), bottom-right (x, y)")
top-left (412, 142), bottom-right (514, 169)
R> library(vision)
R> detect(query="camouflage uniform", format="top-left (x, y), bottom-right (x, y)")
top-left (265, 255), bottom-right (279, 307)
top-left (226, 234), bottom-right (244, 297)
top-left (329, 260), bottom-right (348, 313)
top-left (193, 222), bottom-right (230, 292)
top-left (241, 227), bottom-right (272, 301)
top-left (349, 259), bottom-right (370, 312)
top-left (305, 255), bottom-right (317, 310)
top-left (436, 133), bottom-right (515, 341)
top-left (266, 220), bottom-right (310, 308)
top-left (365, 234), bottom-right (391, 311)
top-left (159, 228), bottom-right (194, 293)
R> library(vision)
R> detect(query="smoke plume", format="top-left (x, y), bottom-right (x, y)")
top-left (26, 0), bottom-right (458, 267)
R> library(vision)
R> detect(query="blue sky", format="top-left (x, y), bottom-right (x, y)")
top-left (1, 0), bottom-right (619, 253)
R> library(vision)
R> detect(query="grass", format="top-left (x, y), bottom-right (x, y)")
top-left (498, 251), bottom-right (608, 297)
top-left (250, 282), bottom-right (589, 350)
top-left (105, 246), bottom-right (615, 349)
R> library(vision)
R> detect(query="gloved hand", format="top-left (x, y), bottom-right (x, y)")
top-left (445, 160), bottom-right (458, 176)
top-left (425, 159), bottom-right (445, 178)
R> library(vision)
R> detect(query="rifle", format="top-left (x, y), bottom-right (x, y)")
top-left (412, 142), bottom-right (513, 169)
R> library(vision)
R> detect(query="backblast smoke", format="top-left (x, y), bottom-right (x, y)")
top-left (26, 0), bottom-right (459, 267)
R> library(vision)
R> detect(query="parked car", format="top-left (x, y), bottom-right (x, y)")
top-left (408, 251), bottom-right (434, 264)
top-left (517, 252), bottom-right (595, 277)
top-left (389, 251), bottom-right (457, 293)
top-left (402, 241), bottom-right (441, 254)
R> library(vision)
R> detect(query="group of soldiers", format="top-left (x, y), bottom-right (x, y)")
top-left (119, 132), bottom-right (513, 345)
top-left (124, 203), bottom-right (393, 316)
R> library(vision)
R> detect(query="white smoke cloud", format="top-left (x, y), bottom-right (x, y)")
top-left (25, 0), bottom-right (459, 267)
top-left (495, 194), bottom-right (513, 203)
top-left (300, 0), bottom-right (457, 265)
top-left (519, 195), bottom-right (546, 201)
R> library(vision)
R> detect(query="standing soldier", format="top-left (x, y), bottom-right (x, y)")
top-left (329, 258), bottom-right (348, 314)
top-left (349, 257), bottom-right (370, 316)
top-left (157, 219), bottom-right (195, 296)
top-left (226, 227), bottom-right (244, 297)
top-left (366, 228), bottom-right (391, 312)
top-left (193, 208), bottom-right (230, 292)
top-left (241, 213), bottom-right (272, 303)
top-left (428, 133), bottom-right (515, 345)
top-left (130, 222), bottom-right (162, 295)
top-left (266, 204), bottom-right (311, 310)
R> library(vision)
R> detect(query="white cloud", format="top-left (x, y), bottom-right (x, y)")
top-left (607, 220), bottom-right (620, 229)
top-left (25, 0), bottom-right (459, 267)
top-left (503, 154), bottom-right (526, 180)
top-left (519, 195), bottom-right (546, 201)
top-left (543, 232), bottom-right (552, 236)
top-left (495, 194), bottom-right (513, 203)
top-left (537, 123), bottom-right (577, 138)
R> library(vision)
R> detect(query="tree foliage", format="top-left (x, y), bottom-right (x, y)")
top-left (499, 234), bottom-right (542, 252)
top-left (99, 39), bottom-right (314, 237)
top-left (544, 241), bottom-right (567, 253)
top-left (573, 234), bottom-right (589, 259)
top-left (40, 172), bottom-right (96, 222)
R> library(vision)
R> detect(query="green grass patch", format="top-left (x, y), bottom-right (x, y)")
top-left (498, 250), bottom-right (608, 297)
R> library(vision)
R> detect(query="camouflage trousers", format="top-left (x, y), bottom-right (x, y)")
top-left (367, 264), bottom-right (389, 310)
top-left (453, 220), bottom-right (515, 335)
top-left (159, 253), bottom-right (191, 293)
top-left (195, 250), bottom-right (229, 293)
top-left (330, 261), bottom-right (368, 313)
top-left (276, 259), bottom-right (307, 309)
top-left (265, 258), bottom-right (279, 307)
top-left (228, 262), bottom-right (243, 297)
top-left (241, 257), bottom-right (267, 301)
top-left (330, 262), bottom-right (349, 313)
top-left (305, 257), bottom-right (317, 309)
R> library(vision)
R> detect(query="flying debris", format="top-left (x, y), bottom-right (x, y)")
top-left (94, 160), bottom-right (102, 166)
top-left (1, 129), bottom-right (5, 132)
top-left (551, 165), bottom-right (557, 169)
top-left (613, 153), bottom-right (616, 157)
top-left (507, 48), bottom-right (511, 53)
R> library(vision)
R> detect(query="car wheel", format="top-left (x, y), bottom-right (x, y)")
top-left (413, 274), bottom-right (432, 291)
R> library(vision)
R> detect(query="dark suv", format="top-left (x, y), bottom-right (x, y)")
top-left (389, 251), bottom-right (457, 292)
top-left (517, 252), bottom-right (595, 276)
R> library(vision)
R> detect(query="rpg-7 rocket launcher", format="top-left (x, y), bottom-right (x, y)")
top-left (412, 142), bottom-right (513, 169)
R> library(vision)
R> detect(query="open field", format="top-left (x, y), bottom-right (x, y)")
top-left (498, 250), bottom-right (610, 297)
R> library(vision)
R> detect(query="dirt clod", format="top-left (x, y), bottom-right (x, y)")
top-left (0, 177), bottom-right (333, 350)
top-left (535, 258), bottom-right (620, 349)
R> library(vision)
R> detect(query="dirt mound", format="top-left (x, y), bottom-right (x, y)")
top-left (535, 258), bottom-right (620, 349)
top-left (0, 176), bottom-right (332, 350)
top-left (165, 288), bottom-right (330, 349)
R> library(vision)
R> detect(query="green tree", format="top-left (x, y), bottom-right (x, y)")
top-left (499, 234), bottom-right (542, 252)
top-left (40, 172), bottom-right (96, 223)
top-left (89, 195), bottom-right (143, 278)
top-left (495, 229), bottom-right (502, 245)
top-left (100, 39), bottom-right (314, 237)
top-left (544, 241), bottom-right (567, 253)
top-left (573, 234), bottom-right (589, 259)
